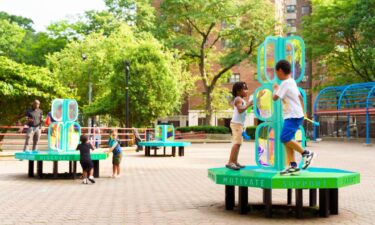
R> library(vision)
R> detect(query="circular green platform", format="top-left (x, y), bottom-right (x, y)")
top-left (208, 166), bottom-right (360, 189)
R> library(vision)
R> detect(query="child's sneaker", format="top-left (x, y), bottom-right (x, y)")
top-left (302, 151), bottom-right (315, 169)
top-left (225, 163), bottom-right (240, 170)
top-left (82, 178), bottom-right (88, 184)
top-left (280, 166), bottom-right (300, 176)
top-left (88, 176), bottom-right (95, 184)
top-left (235, 162), bottom-right (246, 169)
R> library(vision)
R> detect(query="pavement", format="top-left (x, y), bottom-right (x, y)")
top-left (0, 141), bottom-right (374, 225)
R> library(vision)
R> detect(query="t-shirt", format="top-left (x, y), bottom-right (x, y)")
top-left (108, 138), bottom-right (122, 155)
top-left (26, 109), bottom-right (43, 127)
top-left (76, 143), bottom-right (94, 161)
top-left (231, 97), bottom-right (247, 125)
top-left (275, 78), bottom-right (304, 119)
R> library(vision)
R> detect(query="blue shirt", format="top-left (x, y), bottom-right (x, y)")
top-left (108, 138), bottom-right (122, 155)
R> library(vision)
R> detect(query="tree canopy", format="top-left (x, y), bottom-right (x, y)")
top-left (0, 56), bottom-right (71, 124)
top-left (48, 24), bottom-right (192, 126)
top-left (301, 0), bottom-right (375, 88)
top-left (157, 0), bottom-right (275, 125)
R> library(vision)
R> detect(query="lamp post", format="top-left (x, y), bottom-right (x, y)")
top-left (124, 60), bottom-right (130, 147)
top-left (124, 60), bottom-right (130, 129)
top-left (82, 54), bottom-right (93, 129)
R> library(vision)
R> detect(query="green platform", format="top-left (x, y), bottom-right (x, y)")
top-left (208, 166), bottom-right (360, 189)
top-left (15, 150), bottom-right (108, 161)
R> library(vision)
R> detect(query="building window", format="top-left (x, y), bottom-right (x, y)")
top-left (286, 19), bottom-right (296, 27)
top-left (302, 6), bottom-right (310, 14)
top-left (228, 73), bottom-right (240, 83)
top-left (286, 5), bottom-right (296, 13)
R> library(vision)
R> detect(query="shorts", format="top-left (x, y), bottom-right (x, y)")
top-left (112, 153), bottom-right (122, 165)
top-left (230, 123), bottom-right (243, 145)
top-left (281, 117), bottom-right (304, 143)
top-left (80, 160), bottom-right (93, 172)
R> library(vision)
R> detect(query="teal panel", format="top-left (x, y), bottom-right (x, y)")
top-left (15, 151), bottom-right (108, 161)
top-left (138, 141), bottom-right (191, 147)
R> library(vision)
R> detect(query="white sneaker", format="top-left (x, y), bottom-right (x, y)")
top-left (82, 178), bottom-right (88, 184)
top-left (111, 174), bottom-right (117, 178)
top-left (88, 176), bottom-right (95, 184)
top-left (302, 151), bottom-right (315, 169)
top-left (280, 166), bottom-right (300, 176)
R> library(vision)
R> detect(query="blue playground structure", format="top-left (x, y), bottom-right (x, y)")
top-left (208, 36), bottom-right (360, 218)
top-left (138, 124), bottom-right (191, 157)
top-left (314, 82), bottom-right (375, 145)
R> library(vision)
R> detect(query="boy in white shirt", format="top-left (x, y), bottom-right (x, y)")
top-left (272, 60), bottom-right (315, 175)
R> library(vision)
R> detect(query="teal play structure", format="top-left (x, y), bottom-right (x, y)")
top-left (208, 36), bottom-right (360, 218)
top-left (15, 99), bottom-right (108, 178)
top-left (138, 124), bottom-right (191, 157)
top-left (314, 82), bottom-right (375, 145)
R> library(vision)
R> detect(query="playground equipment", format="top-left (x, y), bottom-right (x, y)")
top-left (138, 124), bottom-right (191, 156)
top-left (208, 36), bottom-right (360, 218)
top-left (15, 99), bottom-right (108, 178)
top-left (314, 82), bottom-right (375, 145)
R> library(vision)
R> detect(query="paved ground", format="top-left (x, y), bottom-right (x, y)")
top-left (0, 141), bottom-right (374, 225)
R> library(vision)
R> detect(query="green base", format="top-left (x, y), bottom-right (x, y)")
top-left (208, 166), bottom-right (360, 189)
top-left (15, 150), bottom-right (108, 161)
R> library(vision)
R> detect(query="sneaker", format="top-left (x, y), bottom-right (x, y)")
top-left (82, 178), bottom-right (88, 184)
top-left (111, 174), bottom-right (117, 178)
top-left (225, 163), bottom-right (240, 171)
top-left (88, 176), bottom-right (95, 184)
top-left (302, 151), bottom-right (315, 169)
top-left (235, 162), bottom-right (246, 169)
top-left (280, 166), bottom-right (300, 176)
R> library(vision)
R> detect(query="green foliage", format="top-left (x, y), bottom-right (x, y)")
top-left (157, 0), bottom-right (275, 124)
top-left (48, 24), bottom-right (193, 127)
top-left (301, 0), bottom-right (375, 89)
top-left (245, 126), bottom-right (257, 139)
top-left (0, 56), bottom-right (71, 125)
top-left (176, 126), bottom-right (229, 134)
top-left (0, 11), bottom-right (34, 31)
top-left (104, 0), bottom-right (156, 32)
top-left (0, 20), bottom-right (26, 57)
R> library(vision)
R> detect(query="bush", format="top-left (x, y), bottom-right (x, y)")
top-left (176, 126), bottom-right (230, 134)
top-left (245, 126), bottom-right (257, 139)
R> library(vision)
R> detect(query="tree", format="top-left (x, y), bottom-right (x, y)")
top-left (0, 11), bottom-right (34, 31)
top-left (158, 0), bottom-right (275, 125)
top-left (0, 20), bottom-right (25, 57)
top-left (301, 0), bottom-right (375, 88)
top-left (104, 0), bottom-right (156, 32)
top-left (48, 24), bottom-right (192, 126)
top-left (0, 56), bottom-right (71, 125)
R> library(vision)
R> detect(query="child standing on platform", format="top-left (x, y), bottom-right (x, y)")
top-left (272, 59), bottom-right (315, 175)
top-left (76, 135), bottom-right (95, 184)
top-left (107, 130), bottom-right (123, 178)
top-left (226, 82), bottom-right (253, 170)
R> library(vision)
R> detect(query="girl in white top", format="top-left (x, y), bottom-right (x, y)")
top-left (226, 82), bottom-right (253, 170)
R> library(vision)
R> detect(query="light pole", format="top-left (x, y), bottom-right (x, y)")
top-left (82, 54), bottom-right (93, 128)
top-left (124, 60), bottom-right (130, 147)
top-left (124, 60), bottom-right (130, 129)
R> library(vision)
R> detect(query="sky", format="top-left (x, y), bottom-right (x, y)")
top-left (0, 0), bottom-right (107, 31)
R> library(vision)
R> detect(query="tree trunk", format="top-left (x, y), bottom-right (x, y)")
top-left (204, 89), bottom-right (215, 126)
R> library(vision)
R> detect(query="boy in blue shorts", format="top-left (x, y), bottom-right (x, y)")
top-left (272, 60), bottom-right (315, 175)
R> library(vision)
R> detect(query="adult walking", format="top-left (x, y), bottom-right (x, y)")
top-left (21, 100), bottom-right (43, 151)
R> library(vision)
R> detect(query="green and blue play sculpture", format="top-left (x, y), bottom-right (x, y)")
top-left (15, 99), bottom-right (108, 177)
top-left (208, 36), bottom-right (360, 218)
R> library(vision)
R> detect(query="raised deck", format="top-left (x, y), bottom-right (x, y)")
top-left (208, 166), bottom-right (360, 218)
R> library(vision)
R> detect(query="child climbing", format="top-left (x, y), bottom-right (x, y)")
top-left (272, 59), bottom-right (315, 175)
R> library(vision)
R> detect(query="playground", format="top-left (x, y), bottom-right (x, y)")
top-left (0, 141), bottom-right (372, 224)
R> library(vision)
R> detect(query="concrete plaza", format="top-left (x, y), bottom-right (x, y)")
top-left (0, 141), bottom-right (374, 225)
